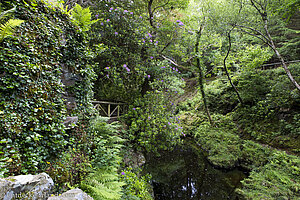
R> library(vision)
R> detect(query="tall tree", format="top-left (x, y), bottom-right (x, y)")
top-left (223, 28), bottom-right (244, 104)
top-left (235, 0), bottom-right (300, 91)
top-left (195, 23), bottom-right (215, 126)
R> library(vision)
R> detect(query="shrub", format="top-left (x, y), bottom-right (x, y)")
top-left (46, 147), bottom-right (91, 193)
top-left (89, 116), bottom-right (124, 169)
top-left (120, 168), bottom-right (153, 200)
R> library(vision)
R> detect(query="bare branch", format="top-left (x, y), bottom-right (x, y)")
top-left (250, 0), bottom-right (267, 20)
top-left (153, 0), bottom-right (170, 13)
top-left (234, 24), bottom-right (272, 44)
top-left (262, 60), bottom-right (300, 67)
top-left (236, 27), bottom-right (274, 49)
top-left (159, 40), bottom-right (173, 54)
top-left (160, 55), bottom-right (189, 71)
top-left (223, 28), bottom-right (243, 104)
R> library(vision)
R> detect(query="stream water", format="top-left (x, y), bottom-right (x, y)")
top-left (143, 145), bottom-right (247, 200)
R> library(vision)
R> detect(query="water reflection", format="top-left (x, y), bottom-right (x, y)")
top-left (144, 146), bottom-right (246, 200)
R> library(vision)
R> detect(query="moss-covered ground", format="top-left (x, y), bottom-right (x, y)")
top-left (177, 66), bottom-right (300, 199)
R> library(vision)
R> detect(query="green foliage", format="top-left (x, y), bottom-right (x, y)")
top-left (89, 116), bottom-right (124, 169)
top-left (91, 5), bottom-right (152, 102)
top-left (240, 140), bottom-right (275, 170)
top-left (186, 63), bottom-right (299, 149)
top-left (237, 45), bottom-right (273, 71)
top-left (120, 168), bottom-right (153, 200)
top-left (179, 63), bottom-right (300, 198)
top-left (118, 58), bottom-right (185, 153)
top-left (0, 4), bottom-right (24, 41)
top-left (81, 167), bottom-right (125, 200)
top-left (71, 4), bottom-right (98, 32)
top-left (194, 121), bottom-right (242, 168)
top-left (87, 1), bottom-right (187, 159)
top-left (205, 78), bottom-right (238, 114)
top-left (124, 90), bottom-right (183, 154)
top-left (0, 0), bottom-right (95, 175)
top-left (46, 147), bottom-right (91, 193)
top-left (90, 2), bottom-right (187, 104)
top-left (0, 19), bottom-right (24, 42)
top-left (0, 138), bottom-right (20, 177)
top-left (280, 114), bottom-right (300, 136)
top-left (79, 116), bottom-right (131, 200)
top-left (237, 151), bottom-right (300, 200)
top-left (274, 0), bottom-right (300, 21)
top-left (234, 65), bottom-right (300, 144)
top-left (0, 4), bottom-right (15, 19)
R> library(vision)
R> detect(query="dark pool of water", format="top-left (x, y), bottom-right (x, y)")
top-left (143, 146), bottom-right (247, 200)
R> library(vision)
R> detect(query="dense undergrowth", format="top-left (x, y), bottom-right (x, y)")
top-left (0, 0), bottom-right (299, 199)
top-left (0, 1), bottom-right (153, 199)
top-left (178, 65), bottom-right (300, 199)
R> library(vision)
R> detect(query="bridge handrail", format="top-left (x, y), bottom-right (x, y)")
top-left (91, 100), bottom-right (127, 105)
top-left (91, 100), bottom-right (128, 118)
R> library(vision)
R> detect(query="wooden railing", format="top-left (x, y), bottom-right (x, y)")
top-left (91, 101), bottom-right (127, 118)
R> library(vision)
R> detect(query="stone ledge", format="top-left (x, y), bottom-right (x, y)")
top-left (47, 188), bottom-right (93, 200)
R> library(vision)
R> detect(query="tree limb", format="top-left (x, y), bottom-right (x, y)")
top-left (195, 24), bottom-right (215, 126)
top-left (148, 0), bottom-right (155, 28)
top-left (223, 28), bottom-right (243, 104)
top-left (160, 55), bottom-right (189, 71)
top-left (153, 0), bottom-right (170, 13)
top-left (235, 26), bottom-right (275, 49)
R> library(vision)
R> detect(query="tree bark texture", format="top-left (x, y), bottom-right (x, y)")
top-left (195, 25), bottom-right (214, 126)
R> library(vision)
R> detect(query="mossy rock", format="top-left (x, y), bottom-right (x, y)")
top-left (194, 125), bottom-right (242, 169)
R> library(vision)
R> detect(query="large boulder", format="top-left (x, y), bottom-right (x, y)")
top-left (123, 149), bottom-right (146, 168)
top-left (0, 173), bottom-right (54, 200)
top-left (48, 188), bottom-right (93, 200)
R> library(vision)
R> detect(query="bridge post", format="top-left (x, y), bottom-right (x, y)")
top-left (91, 101), bottom-right (127, 119)
top-left (117, 105), bottom-right (120, 117)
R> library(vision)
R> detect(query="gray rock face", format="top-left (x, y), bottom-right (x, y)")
top-left (65, 97), bottom-right (77, 110)
top-left (0, 173), bottom-right (54, 200)
top-left (63, 116), bottom-right (79, 128)
top-left (47, 188), bottom-right (93, 200)
top-left (123, 150), bottom-right (146, 168)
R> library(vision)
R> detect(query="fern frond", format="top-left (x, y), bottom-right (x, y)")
top-left (71, 4), bottom-right (98, 32)
top-left (0, 19), bottom-right (24, 42)
top-left (105, 181), bottom-right (126, 190)
top-left (81, 168), bottom-right (125, 200)
top-left (0, 6), bottom-right (16, 20)
top-left (82, 182), bottom-right (122, 200)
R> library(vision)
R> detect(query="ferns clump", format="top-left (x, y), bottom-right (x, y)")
top-left (80, 116), bottom-right (126, 199)
top-left (81, 167), bottom-right (125, 200)
top-left (89, 116), bottom-right (125, 169)
top-left (71, 4), bottom-right (98, 32)
top-left (0, 5), bottom-right (24, 42)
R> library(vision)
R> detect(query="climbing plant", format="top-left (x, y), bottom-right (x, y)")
top-left (0, 0), bottom-right (95, 175)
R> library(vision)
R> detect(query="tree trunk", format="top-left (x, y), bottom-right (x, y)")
top-left (195, 26), bottom-right (214, 126)
top-left (148, 0), bottom-right (155, 28)
top-left (223, 29), bottom-right (243, 104)
top-left (263, 19), bottom-right (300, 92)
top-left (248, 0), bottom-right (300, 92)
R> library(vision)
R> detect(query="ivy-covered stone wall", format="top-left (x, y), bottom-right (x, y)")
top-left (0, 0), bottom-right (95, 175)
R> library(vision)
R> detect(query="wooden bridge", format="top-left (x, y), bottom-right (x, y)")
top-left (91, 100), bottom-right (128, 119)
